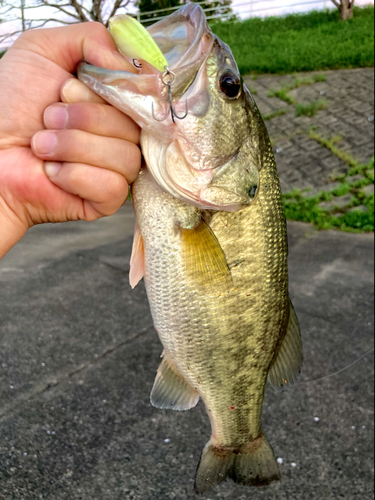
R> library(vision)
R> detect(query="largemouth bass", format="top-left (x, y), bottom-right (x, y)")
top-left (78, 5), bottom-right (302, 494)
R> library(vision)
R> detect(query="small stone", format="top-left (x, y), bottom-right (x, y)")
top-left (164, 439), bottom-right (170, 444)
top-left (368, 115), bottom-right (374, 122)
top-left (352, 426), bottom-right (356, 430)
top-left (301, 187), bottom-right (321, 198)
top-left (348, 205), bottom-right (369, 213)
top-left (319, 194), bottom-right (353, 210)
top-left (41, 363), bottom-right (46, 367)
top-left (347, 174), bottom-right (364, 184)
top-left (362, 426), bottom-right (366, 429)
top-left (291, 462), bottom-right (297, 468)
top-left (314, 417), bottom-right (320, 422)
top-left (277, 457), bottom-right (284, 465)
top-left (323, 182), bottom-right (341, 192)
top-left (276, 148), bottom-right (283, 153)
top-left (362, 184), bottom-right (374, 196)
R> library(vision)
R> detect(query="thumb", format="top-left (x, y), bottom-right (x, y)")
top-left (13, 21), bottom-right (136, 74)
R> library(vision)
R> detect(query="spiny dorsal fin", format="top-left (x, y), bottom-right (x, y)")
top-left (268, 300), bottom-right (303, 389)
top-left (180, 220), bottom-right (231, 289)
top-left (151, 352), bottom-right (200, 411)
top-left (129, 222), bottom-right (145, 289)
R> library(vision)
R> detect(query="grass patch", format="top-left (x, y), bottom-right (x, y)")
top-left (263, 108), bottom-right (288, 121)
top-left (212, 6), bottom-right (374, 74)
top-left (283, 151), bottom-right (374, 232)
top-left (268, 74), bottom-right (327, 104)
top-left (309, 129), bottom-right (360, 170)
top-left (0, 51), bottom-right (5, 59)
top-left (295, 98), bottom-right (327, 117)
top-left (268, 88), bottom-right (296, 104)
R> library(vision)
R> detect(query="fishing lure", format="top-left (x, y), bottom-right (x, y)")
top-left (109, 15), bottom-right (188, 123)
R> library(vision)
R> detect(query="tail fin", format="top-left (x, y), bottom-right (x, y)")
top-left (194, 433), bottom-right (280, 494)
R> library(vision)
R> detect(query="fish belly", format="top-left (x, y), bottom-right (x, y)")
top-left (132, 160), bottom-right (289, 448)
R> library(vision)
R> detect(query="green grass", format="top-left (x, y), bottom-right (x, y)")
top-left (0, 51), bottom-right (5, 59)
top-left (283, 142), bottom-right (374, 232)
top-left (212, 6), bottom-right (374, 74)
top-left (295, 98), bottom-right (327, 117)
top-left (309, 129), bottom-right (360, 170)
top-left (263, 108), bottom-right (288, 121)
top-left (268, 75), bottom-right (327, 104)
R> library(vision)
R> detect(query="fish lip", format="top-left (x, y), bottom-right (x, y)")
top-left (148, 4), bottom-right (212, 71)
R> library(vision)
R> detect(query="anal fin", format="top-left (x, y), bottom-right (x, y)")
top-left (268, 300), bottom-right (303, 389)
top-left (151, 352), bottom-right (200, 411)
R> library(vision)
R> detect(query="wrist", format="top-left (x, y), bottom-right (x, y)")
top-left (0, 200), bottom-right (28, 260)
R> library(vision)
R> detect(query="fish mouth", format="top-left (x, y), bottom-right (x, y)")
top-left (148, 4), bottom-right (213, 73)
top-left (78, 4), bottom-right (213, 129)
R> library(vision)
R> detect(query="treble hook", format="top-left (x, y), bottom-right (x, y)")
top-left (152, 67), bottom-right (188, 124)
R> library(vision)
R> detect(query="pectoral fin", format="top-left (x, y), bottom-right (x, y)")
top-left (129, 223), bottom-right (145, 289)
top-left (180, 220), bottom-right (231, 289)
top-left (151, 352), bottom-right (200, 411)
top-left (268, 301), bottom-right (303, 389)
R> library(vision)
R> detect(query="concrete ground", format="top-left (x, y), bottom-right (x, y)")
top-left (0, 204), bottom-right (374, 500)
top-left (244, 68), bottom-right (374, 192)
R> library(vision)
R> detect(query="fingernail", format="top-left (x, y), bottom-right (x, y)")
top-left (44, 162), bottom-right (62, 178)
top-left (61, 79), bottom-right (91, 103)
top-left (44, 105), bottom-right (68, 129)
top-left (33, 132), bottom-right (57, 155)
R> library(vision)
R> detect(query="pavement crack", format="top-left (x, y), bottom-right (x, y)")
top-left (0, 325), bottom-right (152, 421)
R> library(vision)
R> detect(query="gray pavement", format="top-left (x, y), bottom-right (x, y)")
top-left (244, 68), bottom-right (375, 193)
top-left (0, 205), bottom-right (374, 500)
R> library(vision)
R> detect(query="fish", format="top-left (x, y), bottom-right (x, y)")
top-left (78, 4), bottom-right (303, 494)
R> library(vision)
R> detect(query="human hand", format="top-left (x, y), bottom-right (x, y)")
top-left (0, 23), bottom-right (141, 258)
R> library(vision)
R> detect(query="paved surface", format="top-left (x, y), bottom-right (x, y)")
top-left (244, 68), bottom-right (374, 193)
top-left (0, 205), bottom-right (374, 500)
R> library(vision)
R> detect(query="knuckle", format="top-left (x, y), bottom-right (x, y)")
top-left (104, 172), bottom-right (128, 201)
top-left (89, 22), bottom-right (108, 36)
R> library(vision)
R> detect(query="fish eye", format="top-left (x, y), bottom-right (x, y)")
top-left (219, 71), bottom-right (241, 99)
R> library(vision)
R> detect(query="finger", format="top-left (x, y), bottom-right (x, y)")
top-left (44, 102), bottom-right (140, 144)
top-left (61, 78), bottom-right (107, 104)
top-left (44, 162), bottom-right (129, 217)
top-left (14, 22), bottom-right (136, 74)
top-left (32, 130), bottom-right (141, 184)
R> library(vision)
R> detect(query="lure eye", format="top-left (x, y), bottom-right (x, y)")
top-left (219, 71), bottom-right (241, 99)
